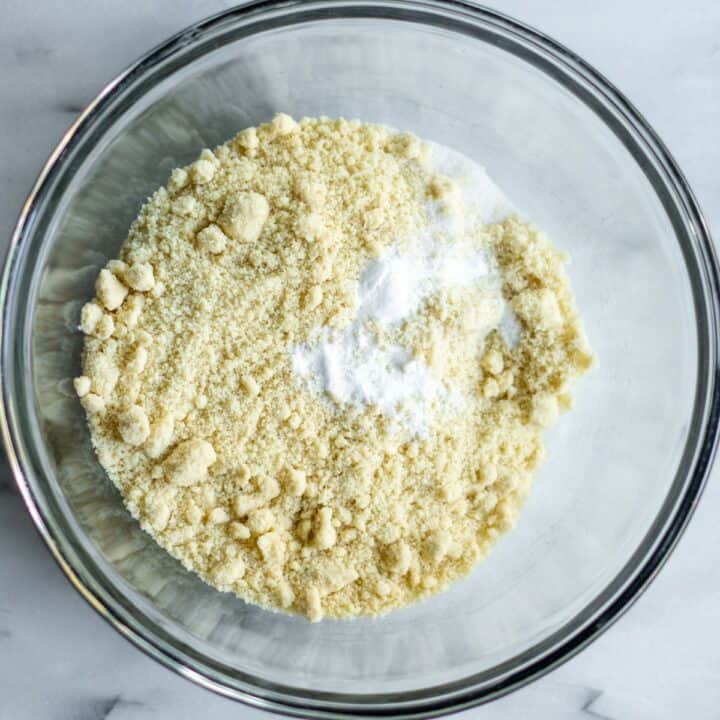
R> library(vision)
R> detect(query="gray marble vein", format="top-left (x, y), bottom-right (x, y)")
top-left (0, 1), bottom-right (719, 720)
top-left (12, 43), bottom-right (56, 63)
top-left (54, 695), bottom-right (146, 720)
top-left (56, 102), bottom-right (87, 115)
top-left (581, 689), bottom-right (613, 720)
top-left (90, 695), bottom-right (145, 720)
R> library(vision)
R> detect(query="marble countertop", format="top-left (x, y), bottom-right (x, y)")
top-left (1, 1), bottom-right (719, 718)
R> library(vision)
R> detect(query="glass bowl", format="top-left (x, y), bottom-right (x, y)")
top-left (2, 1), bottom-right (718, 717)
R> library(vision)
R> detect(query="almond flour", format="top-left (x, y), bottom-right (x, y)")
top-left (77, 115), bottom-right (592, 621)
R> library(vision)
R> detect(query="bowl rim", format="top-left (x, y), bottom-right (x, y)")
top-left (2, 1), bottom-right (719, 717)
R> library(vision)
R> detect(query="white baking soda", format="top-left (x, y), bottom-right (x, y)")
top-left (291, 141), bottom-right (518, 435)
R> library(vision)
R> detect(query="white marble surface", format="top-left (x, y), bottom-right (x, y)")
top-left (1, 1), bottom-right (719, 718)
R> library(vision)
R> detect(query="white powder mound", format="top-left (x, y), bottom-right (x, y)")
top-left (292, 325), bottom-right (452, 437)
top-left (356, 231), bottom-right (490, 325)
top-left (291, 141), bottom-right (516, 435)
top-left (291, 213), bottom-right (492, 434)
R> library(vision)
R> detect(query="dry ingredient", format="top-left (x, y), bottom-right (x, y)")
top-left (77, 115), bottom-right (592, 621)
top-left (290, 208), bottom-right (495, 437)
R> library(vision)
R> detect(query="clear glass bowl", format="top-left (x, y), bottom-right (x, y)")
top-left (2, 1), bottom-right (718, 717)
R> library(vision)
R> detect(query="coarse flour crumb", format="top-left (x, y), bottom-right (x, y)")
top-left (77, 115), bottom-right (592, 621)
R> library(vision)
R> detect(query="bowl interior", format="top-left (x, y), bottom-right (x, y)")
top-left (7, 2), bottom-right (706, 709)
